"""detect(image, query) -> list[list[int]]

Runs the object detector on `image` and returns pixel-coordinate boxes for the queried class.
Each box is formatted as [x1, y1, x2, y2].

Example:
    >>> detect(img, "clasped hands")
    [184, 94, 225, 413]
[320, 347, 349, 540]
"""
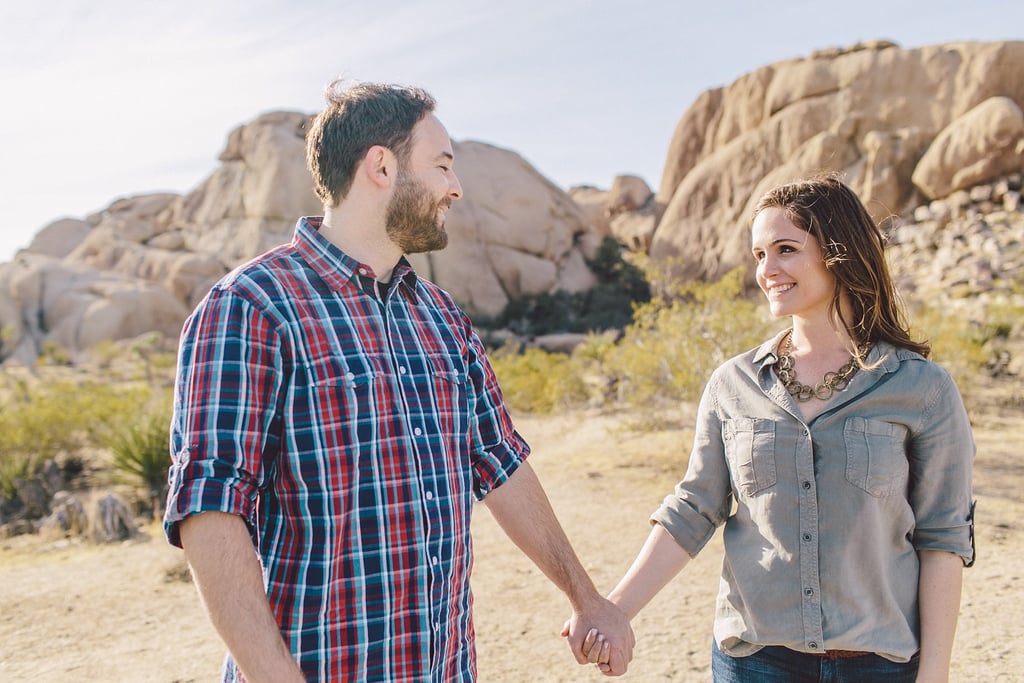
[561, 597, 634, 676]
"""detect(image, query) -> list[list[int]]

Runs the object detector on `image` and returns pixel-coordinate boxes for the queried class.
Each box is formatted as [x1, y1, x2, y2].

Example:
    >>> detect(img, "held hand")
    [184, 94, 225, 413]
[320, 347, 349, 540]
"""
[560, 597, 635, 676]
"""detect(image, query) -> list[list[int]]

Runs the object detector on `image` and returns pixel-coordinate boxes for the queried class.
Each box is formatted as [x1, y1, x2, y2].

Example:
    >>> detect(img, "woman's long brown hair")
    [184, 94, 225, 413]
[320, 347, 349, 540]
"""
[754, 174, 930, 357]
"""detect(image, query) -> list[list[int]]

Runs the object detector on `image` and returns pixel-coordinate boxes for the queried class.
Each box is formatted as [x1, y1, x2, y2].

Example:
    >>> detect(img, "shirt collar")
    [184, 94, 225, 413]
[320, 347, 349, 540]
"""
[753, 327, 905, 375]
[753, 328, 792, 366]
[292, 216, 420, 297]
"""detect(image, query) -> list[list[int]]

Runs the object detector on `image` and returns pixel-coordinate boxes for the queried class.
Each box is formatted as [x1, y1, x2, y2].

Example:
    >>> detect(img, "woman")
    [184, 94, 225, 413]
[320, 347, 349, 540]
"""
[583, 176, 975, 681]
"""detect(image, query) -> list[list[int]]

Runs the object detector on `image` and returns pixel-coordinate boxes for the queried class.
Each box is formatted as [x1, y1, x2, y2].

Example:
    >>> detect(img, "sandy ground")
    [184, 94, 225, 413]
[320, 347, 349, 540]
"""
[1, 405, 1021, 682]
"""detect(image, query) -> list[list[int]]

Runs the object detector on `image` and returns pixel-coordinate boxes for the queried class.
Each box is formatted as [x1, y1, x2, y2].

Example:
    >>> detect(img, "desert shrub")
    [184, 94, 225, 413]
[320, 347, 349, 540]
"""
[599, 267, 775, 414]
[489, 344, 589, 414]
[478, 238, 650, 337]
[909, 295, 1024, 406]
[488, 268, 776, 422]
[0, 379, 152, 508]
[101, 398, 173, 519]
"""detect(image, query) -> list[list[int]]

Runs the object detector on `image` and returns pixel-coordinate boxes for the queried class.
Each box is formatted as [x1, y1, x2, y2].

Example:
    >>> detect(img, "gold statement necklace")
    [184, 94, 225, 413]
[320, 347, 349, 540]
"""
[775, 330, 867, 402]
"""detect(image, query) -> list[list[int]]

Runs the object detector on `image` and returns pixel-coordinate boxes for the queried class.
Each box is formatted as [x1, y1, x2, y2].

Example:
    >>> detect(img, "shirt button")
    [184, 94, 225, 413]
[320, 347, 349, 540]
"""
[804, 428, 810, 436]
[358, 268, 368, 276]
[802, 533, 812, 542]
[414, 427, 422, 436]
[345, 372, 355, 382]
[804, 587, 814, 597]
[432, 556, 439, 566]
[808, 641, 819, 650]
[425, 491, 434, 500]
[802, 481, 812, 490]
[399, 366, 407, 375]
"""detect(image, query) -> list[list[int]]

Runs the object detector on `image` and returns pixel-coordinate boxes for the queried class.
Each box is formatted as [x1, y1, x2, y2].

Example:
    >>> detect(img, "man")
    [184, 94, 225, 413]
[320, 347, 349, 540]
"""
[164, 80, 633, 682]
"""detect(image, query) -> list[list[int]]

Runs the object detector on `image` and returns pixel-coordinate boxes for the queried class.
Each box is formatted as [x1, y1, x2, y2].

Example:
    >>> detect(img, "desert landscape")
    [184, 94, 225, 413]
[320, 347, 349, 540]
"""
[1, 38, 1023, 683]
[1, 392, 1021, 682]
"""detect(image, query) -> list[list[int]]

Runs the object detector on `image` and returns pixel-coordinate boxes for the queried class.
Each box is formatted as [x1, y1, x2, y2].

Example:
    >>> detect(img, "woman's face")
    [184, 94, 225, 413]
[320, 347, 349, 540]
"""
[751, 207, 836, 321]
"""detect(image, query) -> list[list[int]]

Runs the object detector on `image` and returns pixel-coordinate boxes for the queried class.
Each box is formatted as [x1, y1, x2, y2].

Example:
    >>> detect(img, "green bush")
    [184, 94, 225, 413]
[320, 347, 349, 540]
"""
[909, 295, 1024, 405]
[489, 267, 777, 422]
[600, 267, 775, 412]
[478, 238, 650, 337]
[0, 379, 153, 509]
[101, 400, 173, 519]
[489, 344, 590, 414]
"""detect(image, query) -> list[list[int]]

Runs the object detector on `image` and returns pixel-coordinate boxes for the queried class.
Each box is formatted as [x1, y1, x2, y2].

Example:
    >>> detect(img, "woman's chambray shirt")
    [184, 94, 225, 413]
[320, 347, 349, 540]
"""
[652, 330, 975, 662]
[164, 217, 528, 682]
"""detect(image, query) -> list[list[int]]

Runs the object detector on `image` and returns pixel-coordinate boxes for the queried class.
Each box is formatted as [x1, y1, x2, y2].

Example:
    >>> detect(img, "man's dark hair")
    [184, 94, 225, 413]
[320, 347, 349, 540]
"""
[306, 80, 436, 206]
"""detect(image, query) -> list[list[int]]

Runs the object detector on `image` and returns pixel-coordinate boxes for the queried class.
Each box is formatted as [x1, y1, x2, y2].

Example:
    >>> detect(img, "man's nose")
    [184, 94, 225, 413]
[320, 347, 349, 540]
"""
[448, 172, 463, 200]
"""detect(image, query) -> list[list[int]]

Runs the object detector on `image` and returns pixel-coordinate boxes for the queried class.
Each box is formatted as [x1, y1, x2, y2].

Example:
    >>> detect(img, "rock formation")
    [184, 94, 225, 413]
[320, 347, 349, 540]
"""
[888, 174, 1023, 301]
[1, 114, 599, 362]
[2, 40, 1023, 365]
[406, 140, 597, 316]
[647, 40, 1024, 284]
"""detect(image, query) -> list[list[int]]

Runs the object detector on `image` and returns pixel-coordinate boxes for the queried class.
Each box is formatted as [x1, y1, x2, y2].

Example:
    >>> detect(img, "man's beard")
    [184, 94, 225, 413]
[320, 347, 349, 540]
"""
[385, 174, 450, 254]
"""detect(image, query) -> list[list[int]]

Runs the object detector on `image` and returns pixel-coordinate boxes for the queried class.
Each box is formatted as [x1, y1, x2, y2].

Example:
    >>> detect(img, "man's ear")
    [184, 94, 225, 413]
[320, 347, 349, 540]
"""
[362, 145, 396, 189]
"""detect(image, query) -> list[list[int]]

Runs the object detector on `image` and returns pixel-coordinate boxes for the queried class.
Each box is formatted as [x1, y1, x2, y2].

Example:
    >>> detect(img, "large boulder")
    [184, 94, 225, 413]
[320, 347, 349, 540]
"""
[64, 192, 227, 309]
[161, 111, 322, 264]
[25, 218, 93, 258]
[0, 253, 189, 363]
[912, 96, 1024, 198]
[1, 110, 604, 361]
[649, 40, 1024, 283]
[406, 140, 596, 316]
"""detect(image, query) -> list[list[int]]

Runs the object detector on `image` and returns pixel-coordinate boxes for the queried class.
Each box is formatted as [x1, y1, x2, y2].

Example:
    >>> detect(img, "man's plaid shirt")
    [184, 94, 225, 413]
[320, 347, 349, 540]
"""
[165, 217, 529, 682]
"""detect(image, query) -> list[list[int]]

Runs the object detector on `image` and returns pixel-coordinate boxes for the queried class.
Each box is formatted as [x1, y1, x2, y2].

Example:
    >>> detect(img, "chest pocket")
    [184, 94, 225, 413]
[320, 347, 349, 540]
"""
[303, 352, 377, 389]
[843, 417, 910, 497]
[722, 418, 777, 496]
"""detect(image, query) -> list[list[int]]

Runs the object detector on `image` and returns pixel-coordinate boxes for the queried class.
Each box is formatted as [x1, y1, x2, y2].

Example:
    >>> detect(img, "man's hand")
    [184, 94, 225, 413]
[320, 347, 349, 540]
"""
[561, 596, 634, 676]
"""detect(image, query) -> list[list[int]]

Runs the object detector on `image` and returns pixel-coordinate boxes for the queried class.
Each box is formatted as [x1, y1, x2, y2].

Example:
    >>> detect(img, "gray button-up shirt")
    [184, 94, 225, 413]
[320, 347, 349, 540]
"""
[652, 331, 975, 662]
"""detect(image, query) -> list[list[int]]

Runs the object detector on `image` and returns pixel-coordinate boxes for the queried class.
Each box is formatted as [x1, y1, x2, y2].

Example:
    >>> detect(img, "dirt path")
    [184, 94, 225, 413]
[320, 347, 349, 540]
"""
[1, 409, 1021, 682]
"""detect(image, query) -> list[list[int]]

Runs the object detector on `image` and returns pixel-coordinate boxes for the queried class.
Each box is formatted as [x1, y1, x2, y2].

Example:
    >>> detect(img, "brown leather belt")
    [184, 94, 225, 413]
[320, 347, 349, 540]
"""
[810, 650, 870, 659]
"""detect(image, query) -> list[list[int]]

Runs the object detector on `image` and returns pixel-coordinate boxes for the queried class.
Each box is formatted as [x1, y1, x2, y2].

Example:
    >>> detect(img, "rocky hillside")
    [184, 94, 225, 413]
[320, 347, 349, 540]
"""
[1, 39, 1022, 365]
[639, 39, 1024, 285]
[0, 115, 599, 364]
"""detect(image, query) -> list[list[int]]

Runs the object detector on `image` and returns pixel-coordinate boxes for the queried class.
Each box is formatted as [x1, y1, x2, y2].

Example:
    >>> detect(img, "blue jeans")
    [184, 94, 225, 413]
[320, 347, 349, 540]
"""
[711, 642, 919, 682]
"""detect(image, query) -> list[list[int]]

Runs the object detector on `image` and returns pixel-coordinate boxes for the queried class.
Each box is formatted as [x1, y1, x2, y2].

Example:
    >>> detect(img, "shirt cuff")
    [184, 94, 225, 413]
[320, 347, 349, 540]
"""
[913, 500, 976, 567]
[164, 477, 255, 548]
[650, 494, 718, 558]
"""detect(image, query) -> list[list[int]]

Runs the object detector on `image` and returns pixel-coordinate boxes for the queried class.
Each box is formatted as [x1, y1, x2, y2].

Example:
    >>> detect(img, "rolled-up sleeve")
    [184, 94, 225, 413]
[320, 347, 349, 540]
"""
[164, 286, 283, 547]
[651, 375, 733, 557]
[465, 326, 529, 500]
[909, 368, 975, 566]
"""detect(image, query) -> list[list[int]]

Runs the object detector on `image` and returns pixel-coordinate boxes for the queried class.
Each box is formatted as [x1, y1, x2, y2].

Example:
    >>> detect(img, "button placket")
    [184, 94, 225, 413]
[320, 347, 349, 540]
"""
[795, 425, 825, 648]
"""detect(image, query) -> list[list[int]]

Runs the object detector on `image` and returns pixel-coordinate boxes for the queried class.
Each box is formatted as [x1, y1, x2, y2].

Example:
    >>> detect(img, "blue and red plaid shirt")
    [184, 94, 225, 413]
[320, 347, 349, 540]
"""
[165, 217, 529, 682]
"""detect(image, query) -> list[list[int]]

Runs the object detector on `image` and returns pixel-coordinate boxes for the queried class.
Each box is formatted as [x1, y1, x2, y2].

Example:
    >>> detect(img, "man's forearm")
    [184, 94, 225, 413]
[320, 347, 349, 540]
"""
[180, 511, 306, 683]
[484, 462, 634, 674]
[483, 462, 598, 604]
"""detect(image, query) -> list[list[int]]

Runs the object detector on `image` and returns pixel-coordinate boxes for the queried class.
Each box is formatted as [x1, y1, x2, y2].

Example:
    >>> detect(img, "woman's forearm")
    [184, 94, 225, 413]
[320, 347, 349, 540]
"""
[916, 549, 964, 683]
[607, 523, 691, 620]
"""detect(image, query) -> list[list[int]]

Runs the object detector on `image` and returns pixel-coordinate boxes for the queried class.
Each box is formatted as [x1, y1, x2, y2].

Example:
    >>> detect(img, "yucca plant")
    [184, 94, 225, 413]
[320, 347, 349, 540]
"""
[104, 406, 172, 520]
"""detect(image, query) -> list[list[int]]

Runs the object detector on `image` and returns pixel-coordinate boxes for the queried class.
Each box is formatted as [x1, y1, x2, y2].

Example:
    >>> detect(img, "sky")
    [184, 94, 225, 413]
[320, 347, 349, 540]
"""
[1, 1, 1022, 263]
